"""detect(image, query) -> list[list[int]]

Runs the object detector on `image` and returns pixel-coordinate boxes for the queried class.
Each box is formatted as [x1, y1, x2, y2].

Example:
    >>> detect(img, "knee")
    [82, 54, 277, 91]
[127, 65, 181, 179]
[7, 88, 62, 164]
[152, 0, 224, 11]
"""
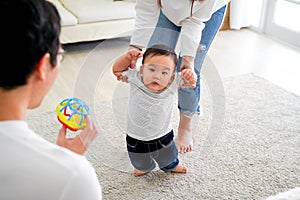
[129, 155, 155, 172]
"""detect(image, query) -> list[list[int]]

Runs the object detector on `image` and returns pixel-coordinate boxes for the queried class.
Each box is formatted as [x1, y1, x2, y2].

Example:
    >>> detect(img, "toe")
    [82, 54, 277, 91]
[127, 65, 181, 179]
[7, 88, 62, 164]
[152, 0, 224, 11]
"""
[180, 146, 186, 154]
[186, 145, 192, 152]
[179, 147, 184, 154]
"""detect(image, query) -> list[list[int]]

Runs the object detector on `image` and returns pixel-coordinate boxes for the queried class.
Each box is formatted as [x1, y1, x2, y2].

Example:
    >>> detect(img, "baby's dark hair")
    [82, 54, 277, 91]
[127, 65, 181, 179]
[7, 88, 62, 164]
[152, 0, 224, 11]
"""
[142, 45, 178, 67]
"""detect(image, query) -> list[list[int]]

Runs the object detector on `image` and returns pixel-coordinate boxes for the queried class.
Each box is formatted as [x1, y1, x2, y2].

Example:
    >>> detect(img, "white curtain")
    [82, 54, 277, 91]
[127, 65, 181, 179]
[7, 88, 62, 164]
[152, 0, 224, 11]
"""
[230, 0, 251, 30]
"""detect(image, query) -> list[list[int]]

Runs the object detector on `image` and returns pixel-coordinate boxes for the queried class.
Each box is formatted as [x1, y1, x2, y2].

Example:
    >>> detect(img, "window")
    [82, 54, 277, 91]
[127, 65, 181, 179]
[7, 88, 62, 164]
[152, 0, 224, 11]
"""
[249, 0, 300, 47]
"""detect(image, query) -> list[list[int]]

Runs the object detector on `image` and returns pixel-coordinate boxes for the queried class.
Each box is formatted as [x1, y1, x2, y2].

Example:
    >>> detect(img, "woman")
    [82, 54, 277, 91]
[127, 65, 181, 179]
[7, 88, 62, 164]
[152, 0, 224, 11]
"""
[128, 0, 230, 154]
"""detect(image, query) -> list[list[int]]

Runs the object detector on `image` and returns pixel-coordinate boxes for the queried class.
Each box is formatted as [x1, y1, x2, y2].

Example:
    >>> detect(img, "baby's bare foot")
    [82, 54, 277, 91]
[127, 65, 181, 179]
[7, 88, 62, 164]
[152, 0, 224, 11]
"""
[133, 168, 148, 177]
[171, 162, 187, 173]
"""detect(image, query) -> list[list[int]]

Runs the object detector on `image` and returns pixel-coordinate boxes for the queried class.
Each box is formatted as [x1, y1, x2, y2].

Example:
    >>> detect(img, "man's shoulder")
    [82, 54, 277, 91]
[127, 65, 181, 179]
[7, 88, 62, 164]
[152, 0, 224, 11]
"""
[0, 122, 101, 199]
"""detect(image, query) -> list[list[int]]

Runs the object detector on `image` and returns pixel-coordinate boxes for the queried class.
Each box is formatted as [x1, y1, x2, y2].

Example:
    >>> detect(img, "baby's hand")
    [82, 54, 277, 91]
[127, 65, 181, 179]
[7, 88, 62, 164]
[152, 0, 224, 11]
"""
[117, 74, 128, 83]
[181, 68, 197, 88]
[127, 49, 143, 69]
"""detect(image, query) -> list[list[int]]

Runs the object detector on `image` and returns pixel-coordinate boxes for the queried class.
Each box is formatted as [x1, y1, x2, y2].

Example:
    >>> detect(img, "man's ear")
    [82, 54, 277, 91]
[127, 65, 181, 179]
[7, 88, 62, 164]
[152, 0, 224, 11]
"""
[35, 53, 50, 81]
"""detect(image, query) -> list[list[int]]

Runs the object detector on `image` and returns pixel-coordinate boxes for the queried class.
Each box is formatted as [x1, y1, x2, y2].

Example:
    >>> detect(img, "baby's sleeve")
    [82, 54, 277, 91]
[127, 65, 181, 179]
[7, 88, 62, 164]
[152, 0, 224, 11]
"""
[121, 68, 137, 83]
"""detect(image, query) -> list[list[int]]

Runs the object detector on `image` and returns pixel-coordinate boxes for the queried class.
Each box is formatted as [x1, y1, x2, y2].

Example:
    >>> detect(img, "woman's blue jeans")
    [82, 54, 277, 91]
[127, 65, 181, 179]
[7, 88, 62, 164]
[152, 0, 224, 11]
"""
[148, 5, 227, 116]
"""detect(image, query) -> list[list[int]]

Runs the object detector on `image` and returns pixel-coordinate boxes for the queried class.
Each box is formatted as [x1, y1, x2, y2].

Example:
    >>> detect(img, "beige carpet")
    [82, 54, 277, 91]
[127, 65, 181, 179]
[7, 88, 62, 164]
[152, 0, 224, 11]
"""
[27, 73, 300, 199]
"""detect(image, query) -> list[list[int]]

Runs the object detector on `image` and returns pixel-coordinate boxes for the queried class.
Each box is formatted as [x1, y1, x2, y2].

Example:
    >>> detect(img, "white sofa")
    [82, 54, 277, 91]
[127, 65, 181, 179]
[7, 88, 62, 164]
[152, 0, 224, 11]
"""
[48, 0, 136, 44]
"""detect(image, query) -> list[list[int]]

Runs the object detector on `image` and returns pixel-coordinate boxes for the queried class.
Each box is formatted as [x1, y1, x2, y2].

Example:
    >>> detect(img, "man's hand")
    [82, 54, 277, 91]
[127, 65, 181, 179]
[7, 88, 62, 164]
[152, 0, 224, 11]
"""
[56, 116, 99, 155]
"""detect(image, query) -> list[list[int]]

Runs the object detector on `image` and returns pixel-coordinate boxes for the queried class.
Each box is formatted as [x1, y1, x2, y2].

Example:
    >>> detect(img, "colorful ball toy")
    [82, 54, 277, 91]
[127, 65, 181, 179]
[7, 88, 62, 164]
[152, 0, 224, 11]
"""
[56, 97, 90, 131]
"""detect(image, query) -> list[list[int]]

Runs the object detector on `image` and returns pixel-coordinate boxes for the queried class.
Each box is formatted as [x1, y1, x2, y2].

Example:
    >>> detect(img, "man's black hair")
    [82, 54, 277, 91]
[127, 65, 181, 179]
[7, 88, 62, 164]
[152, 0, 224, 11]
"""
[0, 0, 61, 90]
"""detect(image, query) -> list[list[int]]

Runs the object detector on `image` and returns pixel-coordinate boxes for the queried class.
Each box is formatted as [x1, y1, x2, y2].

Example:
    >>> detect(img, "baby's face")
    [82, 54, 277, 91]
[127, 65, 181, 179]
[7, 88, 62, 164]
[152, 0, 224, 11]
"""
[140, 55, 175, 91]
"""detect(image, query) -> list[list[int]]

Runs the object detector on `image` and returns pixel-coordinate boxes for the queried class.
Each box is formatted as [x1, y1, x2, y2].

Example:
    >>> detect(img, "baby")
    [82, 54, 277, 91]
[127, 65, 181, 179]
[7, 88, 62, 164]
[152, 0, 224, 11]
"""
[112, 45, 196, 176]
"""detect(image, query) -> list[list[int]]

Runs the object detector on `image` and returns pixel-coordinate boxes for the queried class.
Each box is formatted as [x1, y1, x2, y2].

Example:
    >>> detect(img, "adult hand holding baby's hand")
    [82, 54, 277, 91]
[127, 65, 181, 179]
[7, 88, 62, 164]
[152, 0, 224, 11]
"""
[180, 56, 197, 88]
[180, 56, 194, 71]
[128, 45, 143, 68]
[181, 68, 197, 88]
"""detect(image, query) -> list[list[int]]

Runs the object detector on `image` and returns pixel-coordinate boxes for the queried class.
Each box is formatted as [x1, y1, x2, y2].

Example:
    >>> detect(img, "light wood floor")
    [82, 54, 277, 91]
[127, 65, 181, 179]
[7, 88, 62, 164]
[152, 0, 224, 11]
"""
[28, 28, 300, 115]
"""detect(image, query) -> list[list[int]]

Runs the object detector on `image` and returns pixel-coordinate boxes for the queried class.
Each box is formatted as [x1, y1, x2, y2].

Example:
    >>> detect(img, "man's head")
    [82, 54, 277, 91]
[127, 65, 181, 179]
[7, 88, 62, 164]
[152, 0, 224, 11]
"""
[140, 45, 178, 91]
[0, 0, 61, 90]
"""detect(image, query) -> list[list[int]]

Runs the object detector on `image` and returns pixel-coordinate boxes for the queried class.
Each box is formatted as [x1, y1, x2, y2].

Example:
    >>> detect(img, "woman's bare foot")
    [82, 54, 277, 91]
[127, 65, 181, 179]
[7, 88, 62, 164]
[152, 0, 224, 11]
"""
[171, 162, 187, 173]
[175, 113, 193, 154]
[176, 127, 193, 154]
[133, 168, 148, 177]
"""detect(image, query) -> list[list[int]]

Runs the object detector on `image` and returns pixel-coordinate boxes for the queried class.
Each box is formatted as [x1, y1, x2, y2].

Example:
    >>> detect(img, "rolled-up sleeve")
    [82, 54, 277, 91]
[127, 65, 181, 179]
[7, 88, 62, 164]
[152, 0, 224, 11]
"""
[180, 18, 204, 57]
[130, 0, 160, 48]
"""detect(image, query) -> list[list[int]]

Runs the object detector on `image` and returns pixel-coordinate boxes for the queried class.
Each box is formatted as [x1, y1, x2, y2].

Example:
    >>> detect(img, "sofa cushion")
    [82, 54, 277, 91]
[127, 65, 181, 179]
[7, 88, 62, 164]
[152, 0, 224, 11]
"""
[47, 0, 78, 26]
[59, 0, 135, 24]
